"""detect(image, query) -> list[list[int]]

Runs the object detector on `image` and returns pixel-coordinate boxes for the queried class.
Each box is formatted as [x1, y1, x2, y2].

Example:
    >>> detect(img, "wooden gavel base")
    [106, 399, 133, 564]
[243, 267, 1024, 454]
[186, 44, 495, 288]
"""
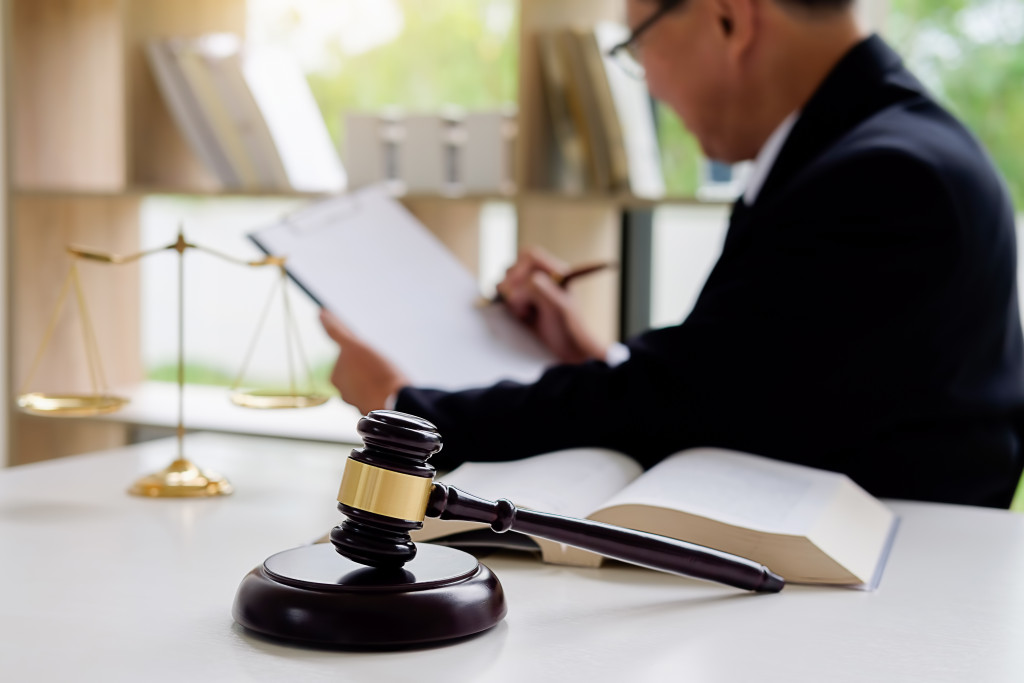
[232, 542, 507, 649]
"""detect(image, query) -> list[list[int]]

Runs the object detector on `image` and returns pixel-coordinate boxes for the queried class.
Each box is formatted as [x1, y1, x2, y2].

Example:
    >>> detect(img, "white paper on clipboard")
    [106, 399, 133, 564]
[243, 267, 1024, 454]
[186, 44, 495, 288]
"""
[248, 184, 556, 391]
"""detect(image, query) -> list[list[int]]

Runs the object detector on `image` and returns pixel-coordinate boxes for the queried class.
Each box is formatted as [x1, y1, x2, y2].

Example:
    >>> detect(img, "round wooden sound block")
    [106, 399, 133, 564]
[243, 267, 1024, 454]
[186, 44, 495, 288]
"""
[232, 542, 507, 648]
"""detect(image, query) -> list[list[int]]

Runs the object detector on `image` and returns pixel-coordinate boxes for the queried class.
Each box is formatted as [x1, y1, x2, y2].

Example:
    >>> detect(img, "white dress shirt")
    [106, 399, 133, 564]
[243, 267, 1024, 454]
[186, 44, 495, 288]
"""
[743, 111, 799, 206]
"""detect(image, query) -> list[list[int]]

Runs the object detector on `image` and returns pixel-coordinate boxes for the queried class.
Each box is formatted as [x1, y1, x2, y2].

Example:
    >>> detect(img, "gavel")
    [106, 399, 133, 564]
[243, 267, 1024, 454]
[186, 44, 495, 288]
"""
[330, 410, 784, 593]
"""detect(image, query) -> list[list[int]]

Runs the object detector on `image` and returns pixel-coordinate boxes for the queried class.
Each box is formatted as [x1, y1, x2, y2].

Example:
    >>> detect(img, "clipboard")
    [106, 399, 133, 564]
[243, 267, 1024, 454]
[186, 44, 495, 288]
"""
[249, 185, 556, 391]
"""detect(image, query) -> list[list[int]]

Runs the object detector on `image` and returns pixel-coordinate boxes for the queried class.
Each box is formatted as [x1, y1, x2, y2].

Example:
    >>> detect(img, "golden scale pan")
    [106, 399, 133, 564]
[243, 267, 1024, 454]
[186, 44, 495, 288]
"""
[17, 229, 328, 497]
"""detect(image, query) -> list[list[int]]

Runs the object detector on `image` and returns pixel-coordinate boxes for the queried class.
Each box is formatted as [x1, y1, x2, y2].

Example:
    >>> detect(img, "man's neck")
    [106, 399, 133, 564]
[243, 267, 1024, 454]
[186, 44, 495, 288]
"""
[735, 9, 866, 160]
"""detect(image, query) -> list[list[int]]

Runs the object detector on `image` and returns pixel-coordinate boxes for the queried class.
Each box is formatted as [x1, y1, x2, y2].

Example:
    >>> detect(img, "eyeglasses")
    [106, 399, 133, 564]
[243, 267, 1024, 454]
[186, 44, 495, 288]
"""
[607, 0, 685, 79]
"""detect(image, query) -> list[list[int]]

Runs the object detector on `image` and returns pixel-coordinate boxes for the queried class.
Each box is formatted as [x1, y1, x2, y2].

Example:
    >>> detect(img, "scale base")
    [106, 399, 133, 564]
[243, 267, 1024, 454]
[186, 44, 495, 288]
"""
[232, 542, 506, 649]
[127, 458, 233, 498]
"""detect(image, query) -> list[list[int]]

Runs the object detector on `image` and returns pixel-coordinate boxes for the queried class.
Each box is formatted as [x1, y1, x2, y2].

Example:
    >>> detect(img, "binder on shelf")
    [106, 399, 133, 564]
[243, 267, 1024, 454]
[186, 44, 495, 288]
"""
[461, 109, 518, 195]
[345, 109, 517, 196]
[396, 112, 465, 195]
[344, 113, 389, 190]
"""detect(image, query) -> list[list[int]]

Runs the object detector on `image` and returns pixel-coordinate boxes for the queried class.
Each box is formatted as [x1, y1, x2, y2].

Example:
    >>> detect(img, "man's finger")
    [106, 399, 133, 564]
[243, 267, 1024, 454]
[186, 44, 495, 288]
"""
[529, 271, 571, 314]
[319, 309, 358, 346]
[524, 246, 569, 280]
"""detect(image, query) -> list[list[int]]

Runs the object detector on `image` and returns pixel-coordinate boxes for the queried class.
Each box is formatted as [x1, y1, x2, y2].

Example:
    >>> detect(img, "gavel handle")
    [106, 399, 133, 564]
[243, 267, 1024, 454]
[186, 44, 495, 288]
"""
[425, 483, 784, 593]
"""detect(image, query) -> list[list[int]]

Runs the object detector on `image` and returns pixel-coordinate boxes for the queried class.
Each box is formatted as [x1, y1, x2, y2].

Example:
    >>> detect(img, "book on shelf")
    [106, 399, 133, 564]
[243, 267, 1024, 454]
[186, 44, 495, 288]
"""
[412, 446, 899, 588]
[146, 34, 346, 193]
[573, 27, 630, 193]
[242, 44, 347, 193]
[588, 21, 666, 199]
[555, 28, 613, 192]
[535, 23, 665, 197]
[193, 34, 292, 190]
[146, 40, 240, 188]
[172, 36, 263, 189]
[535, 32, 588, 193]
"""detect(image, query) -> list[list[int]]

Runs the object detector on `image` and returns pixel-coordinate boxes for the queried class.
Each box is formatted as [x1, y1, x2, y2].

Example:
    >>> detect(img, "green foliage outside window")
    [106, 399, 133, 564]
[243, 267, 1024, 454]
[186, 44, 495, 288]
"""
[656, 104, 702, 197]
[299, 1, 519, 154]
[660, 1, 1024, 204]
[288, 1, 1024, 206]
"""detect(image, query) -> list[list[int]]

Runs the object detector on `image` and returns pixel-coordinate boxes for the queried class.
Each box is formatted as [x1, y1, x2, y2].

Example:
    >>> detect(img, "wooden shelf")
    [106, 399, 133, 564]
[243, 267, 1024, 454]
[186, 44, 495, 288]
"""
[519, 191, 730, 209]
[11, 187, 328, 200]
[10, 186, 726, 208]
[2, 0, 693, 466]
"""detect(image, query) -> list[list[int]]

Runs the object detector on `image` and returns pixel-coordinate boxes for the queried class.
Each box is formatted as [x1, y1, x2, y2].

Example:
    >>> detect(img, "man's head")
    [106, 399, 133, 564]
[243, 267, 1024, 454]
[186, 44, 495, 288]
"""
[624, 0, 864, 163]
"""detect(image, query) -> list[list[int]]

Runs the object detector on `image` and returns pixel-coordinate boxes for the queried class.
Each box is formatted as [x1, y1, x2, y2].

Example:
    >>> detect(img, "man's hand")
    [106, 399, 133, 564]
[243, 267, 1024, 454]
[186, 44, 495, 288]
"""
[496, 247, 607, 364]
[319, 310, 409, 414]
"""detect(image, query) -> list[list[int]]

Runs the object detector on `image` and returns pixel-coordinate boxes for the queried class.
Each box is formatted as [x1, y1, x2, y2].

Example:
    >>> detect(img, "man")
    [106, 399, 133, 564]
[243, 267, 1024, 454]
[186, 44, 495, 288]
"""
[322, 0, 1024, 508]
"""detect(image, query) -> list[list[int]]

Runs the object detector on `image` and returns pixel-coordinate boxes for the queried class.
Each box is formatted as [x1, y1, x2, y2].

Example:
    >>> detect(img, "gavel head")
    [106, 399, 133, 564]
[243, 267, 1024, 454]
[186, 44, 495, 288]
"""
[330, 410, 442, 569]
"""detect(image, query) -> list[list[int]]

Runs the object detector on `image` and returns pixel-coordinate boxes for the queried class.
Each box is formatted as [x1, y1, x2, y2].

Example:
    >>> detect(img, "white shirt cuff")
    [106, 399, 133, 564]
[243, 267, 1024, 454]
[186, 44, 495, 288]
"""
[605, 342, 631, 367]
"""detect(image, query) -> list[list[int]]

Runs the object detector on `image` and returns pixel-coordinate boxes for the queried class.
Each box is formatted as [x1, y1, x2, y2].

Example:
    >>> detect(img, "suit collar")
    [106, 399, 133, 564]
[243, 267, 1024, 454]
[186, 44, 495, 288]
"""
[750, 35, 920, 210]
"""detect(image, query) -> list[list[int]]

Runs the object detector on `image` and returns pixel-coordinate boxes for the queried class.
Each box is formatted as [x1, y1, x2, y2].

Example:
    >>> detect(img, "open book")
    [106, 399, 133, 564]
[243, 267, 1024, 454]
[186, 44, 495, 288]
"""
[413, 447, 899, 588]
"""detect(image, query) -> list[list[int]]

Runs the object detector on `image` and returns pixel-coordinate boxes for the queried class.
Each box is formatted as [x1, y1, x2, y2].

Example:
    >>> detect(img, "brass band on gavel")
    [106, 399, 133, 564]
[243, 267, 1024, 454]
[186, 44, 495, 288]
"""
[337, 459, 434, 522]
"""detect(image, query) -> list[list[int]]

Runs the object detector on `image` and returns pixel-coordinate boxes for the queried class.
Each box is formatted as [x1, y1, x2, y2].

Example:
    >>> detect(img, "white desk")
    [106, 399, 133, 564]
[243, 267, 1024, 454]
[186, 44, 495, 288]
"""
[1, 434, 1023, 682]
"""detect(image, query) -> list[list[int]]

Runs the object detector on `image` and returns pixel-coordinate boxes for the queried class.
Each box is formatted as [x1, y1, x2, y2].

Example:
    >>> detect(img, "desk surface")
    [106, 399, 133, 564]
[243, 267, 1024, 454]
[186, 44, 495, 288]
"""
[1, 434, 1023, 683]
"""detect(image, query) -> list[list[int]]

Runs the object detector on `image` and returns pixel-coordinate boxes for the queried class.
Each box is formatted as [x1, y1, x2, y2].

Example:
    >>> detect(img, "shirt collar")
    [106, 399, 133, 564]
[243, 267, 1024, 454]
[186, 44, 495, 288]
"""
[742, 111, 800, 206]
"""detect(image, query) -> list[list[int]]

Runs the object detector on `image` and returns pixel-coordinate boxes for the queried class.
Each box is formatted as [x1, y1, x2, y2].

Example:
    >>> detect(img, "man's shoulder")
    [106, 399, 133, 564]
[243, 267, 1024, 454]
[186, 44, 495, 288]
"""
[813, 95, 1010, 216]
[778, 97, 1013, 234]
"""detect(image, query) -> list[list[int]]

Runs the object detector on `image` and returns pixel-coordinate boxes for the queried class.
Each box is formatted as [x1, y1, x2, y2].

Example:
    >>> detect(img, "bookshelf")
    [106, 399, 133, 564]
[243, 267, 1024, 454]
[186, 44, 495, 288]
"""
[1, 0, 636, 467]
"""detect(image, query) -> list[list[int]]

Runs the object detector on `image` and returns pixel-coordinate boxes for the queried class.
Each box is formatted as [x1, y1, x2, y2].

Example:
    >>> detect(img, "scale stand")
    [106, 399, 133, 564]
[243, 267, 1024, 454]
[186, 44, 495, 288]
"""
[17, 227, 329, 497]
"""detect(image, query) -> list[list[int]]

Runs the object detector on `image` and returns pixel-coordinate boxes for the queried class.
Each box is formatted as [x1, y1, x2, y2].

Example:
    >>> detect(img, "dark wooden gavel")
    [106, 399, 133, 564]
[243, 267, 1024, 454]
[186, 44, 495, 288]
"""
[330, 410, 784, 593]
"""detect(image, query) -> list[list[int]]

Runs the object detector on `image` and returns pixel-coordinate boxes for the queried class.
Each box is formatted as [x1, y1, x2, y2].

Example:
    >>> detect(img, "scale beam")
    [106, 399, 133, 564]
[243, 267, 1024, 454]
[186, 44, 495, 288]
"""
[19, 226, 329, 497]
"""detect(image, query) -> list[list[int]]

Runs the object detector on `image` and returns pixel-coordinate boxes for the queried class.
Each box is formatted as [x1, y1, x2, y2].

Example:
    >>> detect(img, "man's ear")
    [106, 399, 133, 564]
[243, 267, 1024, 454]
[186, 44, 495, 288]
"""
[713, 0, 758, 61]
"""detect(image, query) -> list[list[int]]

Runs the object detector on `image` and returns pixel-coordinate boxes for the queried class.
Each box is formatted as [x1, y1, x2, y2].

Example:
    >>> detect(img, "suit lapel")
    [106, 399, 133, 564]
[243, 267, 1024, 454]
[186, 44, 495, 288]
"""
[722, 198, 754, 253]
[753, 36, 922, 212]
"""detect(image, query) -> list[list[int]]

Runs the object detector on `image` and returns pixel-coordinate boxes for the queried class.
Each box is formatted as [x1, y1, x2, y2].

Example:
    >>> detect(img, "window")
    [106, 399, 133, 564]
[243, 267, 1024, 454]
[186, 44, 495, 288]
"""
[139, 0, 520, 395]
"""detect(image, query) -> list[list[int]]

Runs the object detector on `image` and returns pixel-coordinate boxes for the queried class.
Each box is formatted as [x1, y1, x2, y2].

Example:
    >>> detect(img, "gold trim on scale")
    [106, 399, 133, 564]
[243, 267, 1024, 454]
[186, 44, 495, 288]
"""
[18, 226, 326, 498]
[17, 393, 128, 417]
[127, 458, 234, 498]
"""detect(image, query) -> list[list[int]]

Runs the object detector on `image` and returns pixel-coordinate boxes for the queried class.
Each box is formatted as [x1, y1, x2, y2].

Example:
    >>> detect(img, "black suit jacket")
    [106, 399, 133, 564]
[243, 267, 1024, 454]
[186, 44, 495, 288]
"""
[397, 36, 1024, 508]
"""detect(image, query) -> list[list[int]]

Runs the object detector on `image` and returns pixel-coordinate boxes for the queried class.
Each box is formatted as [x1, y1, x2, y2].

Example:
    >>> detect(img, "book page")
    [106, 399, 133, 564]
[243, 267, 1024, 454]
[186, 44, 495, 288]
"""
[438, 448, 643, 520]
[249, 185, 556, 390]
[599, 449, 845, 535]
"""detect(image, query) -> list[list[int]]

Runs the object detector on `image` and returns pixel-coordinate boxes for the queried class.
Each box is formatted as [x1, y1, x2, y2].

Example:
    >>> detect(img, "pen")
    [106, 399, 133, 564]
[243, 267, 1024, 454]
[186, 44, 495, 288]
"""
[481, 261, 616, 306]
